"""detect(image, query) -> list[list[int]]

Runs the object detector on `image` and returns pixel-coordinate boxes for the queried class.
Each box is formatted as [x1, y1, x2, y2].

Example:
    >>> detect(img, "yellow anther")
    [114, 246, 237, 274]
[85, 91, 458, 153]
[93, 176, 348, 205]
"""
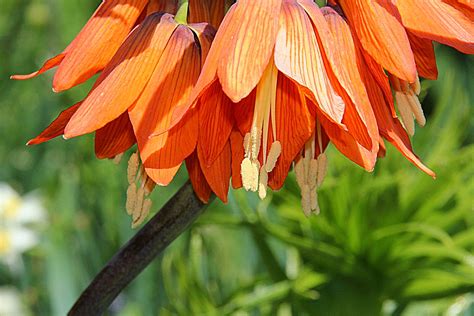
[241, 158, 260, 192]
[126, 184, 137, 216]
[308, 159, 319, 189]
[395, 92, 415, 136]
[258, 167, 268, 200]
[127, 153, 139, 184]
[310, 190, 320, 215]
[301, 184, 312, 217]
[407, 93, 426, 126]
[265, 141, 282, 173]
[316, 153, 328, 187]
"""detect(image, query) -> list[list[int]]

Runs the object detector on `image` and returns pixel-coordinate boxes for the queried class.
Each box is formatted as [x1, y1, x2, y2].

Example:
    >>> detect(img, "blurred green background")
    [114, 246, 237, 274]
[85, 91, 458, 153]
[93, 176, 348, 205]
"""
[1, 1, 473, 315]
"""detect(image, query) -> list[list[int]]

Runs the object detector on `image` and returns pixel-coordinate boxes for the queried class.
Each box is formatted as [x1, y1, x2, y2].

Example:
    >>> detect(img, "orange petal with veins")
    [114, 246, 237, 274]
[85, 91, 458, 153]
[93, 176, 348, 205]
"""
[230, 129, 244, 189]
[217, 0, 282, 102]
[198, 81, 234, 167]
[129, 25, 201, 172]
[407, 32, 438, 80]
[396, 0, 474, 54]
[65, 13, 178, 138]
[276, 0, 345, 124]
[198, 141, 231, 203]
[362, 57, 436, 178]
[338, 0, 417, 82]
[53, 0, 149, 91]
[95, 112, 136, 159]
[11, 53, 66, 80]
[186, 151, 212, 203]
[320, 7, 378, 153]
[27, 102, 81, 145]
[268, 74, 315, 190]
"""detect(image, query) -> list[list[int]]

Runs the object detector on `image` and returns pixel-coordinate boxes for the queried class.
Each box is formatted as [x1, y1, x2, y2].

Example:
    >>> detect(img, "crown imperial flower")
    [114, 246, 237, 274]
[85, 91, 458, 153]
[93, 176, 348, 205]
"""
[13, 0, 474, 220]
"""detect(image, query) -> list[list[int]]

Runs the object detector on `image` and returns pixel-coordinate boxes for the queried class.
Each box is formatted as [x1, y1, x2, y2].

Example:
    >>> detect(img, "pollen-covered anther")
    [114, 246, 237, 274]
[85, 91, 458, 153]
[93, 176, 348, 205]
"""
[316, 153, 328, 187]
[301, 184, 312, 217]
[127, 152, 139, 184]
[112, 153, 124, 165]
[265, 141, 282, 173]
[241, 158, 260, 192]
[258, 167, 268, 200]
[310, 189, 320, 215]
[295, 128, 328, 217]
[391, 74, 426, 136]
[125, 152, 154, 228]
[126, 184, 136, 216]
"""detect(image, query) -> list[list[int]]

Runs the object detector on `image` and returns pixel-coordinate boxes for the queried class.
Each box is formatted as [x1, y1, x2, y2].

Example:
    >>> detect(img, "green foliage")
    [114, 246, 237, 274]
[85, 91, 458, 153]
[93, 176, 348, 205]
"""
[0, 1, 473, 316]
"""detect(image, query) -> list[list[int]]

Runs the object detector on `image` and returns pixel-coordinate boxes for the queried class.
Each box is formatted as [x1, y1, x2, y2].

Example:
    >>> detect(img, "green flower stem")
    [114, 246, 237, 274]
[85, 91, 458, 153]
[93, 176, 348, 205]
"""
[68, 181, 212, 316]
[175, 0, 189, 25]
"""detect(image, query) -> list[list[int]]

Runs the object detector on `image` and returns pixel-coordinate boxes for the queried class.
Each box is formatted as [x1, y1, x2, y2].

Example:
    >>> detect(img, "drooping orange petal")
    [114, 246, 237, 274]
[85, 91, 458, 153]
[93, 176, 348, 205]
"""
[362, 58, 436, 178]
[316, 104, 377, 172]
[129, 25, 201, 172]
[268, 74, 315, 190]
[188, 23, 216, 67]
[53, 0, 149, 91]
[168, 4, 239, 129]
[95, 112, 136, 159]
[459, 0, 474, 8]
[232, 90, 256, 135]
[396, 0, 474, 54]
[26, 102, 82, 146]
[143, 109, 198, 170]
[217, 0, 282, 102]
[362, 49, 397, 118]
[457, 0, 474, 9]
[320, 7, 379, 153]
[338, 0, 417, 82]
[146, 0, 178, 15]
[27, 102, 81, 145]
[198, 81, 234, 167]
[407, 32, 438, 80]
[198, 141, 231, 203]
[65, 13, 178, 138]
[275, 0, 345, 124]
[145, 165, 181, 186]
[11, 53, 66, 80]
[230, 129, 244, 189]
[186, 151, 212, 203]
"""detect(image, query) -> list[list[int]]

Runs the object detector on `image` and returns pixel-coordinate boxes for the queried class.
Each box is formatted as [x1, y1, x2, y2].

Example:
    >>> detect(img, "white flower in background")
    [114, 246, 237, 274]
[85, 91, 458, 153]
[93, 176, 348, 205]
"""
[0, 287, 27, 316]
[0, 183, 46, 267]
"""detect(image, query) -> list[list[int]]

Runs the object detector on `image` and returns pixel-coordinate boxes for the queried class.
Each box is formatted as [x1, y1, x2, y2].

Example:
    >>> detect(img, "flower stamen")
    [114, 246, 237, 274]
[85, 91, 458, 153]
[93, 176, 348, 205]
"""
[391, 74, 426, 136]
[295, 120, 328, 216]
[241, 58, 281, 199]
[125, 152, 154, 228]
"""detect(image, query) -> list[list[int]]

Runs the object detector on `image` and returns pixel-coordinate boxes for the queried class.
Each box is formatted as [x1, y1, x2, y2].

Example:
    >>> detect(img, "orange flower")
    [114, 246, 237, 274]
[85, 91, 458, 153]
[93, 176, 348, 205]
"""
[319, 7, 435, 179]
[166, 0, 385, 214]
[16, 0, 473, 218]
[11, 0, 224, 92]
[329, 0, 473, 136]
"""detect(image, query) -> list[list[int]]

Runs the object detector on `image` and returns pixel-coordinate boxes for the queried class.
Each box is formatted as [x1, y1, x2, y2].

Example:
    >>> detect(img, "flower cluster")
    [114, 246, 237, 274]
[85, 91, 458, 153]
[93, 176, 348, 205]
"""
[13, 0, 473, 222]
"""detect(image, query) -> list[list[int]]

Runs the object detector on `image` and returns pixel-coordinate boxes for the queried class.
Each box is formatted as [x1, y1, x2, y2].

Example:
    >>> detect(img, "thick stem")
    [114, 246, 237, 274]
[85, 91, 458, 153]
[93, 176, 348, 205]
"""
[68, 181, 211, 316]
